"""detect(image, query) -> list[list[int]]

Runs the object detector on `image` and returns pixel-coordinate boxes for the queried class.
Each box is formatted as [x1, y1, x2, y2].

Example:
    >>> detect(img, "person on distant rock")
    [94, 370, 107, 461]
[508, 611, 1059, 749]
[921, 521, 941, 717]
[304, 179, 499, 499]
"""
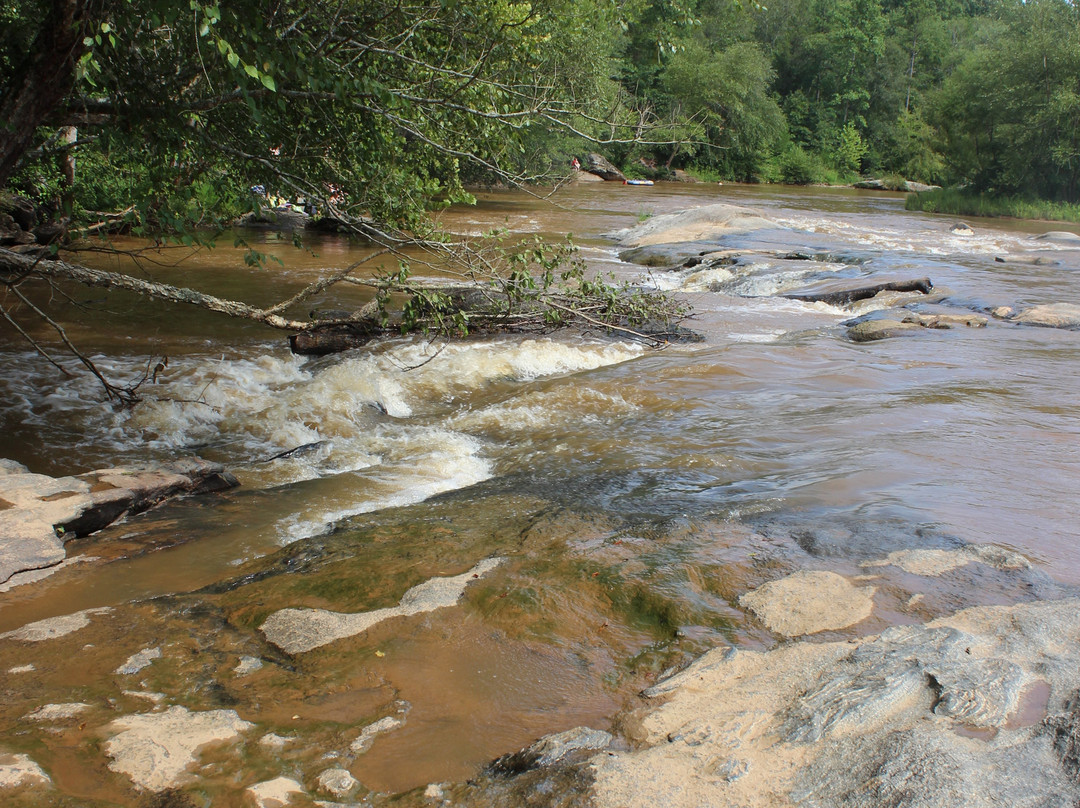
[570, 156, 581, 170]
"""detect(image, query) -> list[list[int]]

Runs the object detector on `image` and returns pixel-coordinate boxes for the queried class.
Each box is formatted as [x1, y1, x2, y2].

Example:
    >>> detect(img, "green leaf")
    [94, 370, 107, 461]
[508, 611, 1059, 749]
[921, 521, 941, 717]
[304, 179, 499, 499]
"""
[260, 73, 276, 92]
[227, 51, 239, 68]
[244, 63, 259, 78]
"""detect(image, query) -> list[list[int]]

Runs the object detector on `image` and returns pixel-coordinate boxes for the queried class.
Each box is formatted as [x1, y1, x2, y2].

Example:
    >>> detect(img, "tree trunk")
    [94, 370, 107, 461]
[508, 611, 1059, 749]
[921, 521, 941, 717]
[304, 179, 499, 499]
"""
[0, 0, 94, 187]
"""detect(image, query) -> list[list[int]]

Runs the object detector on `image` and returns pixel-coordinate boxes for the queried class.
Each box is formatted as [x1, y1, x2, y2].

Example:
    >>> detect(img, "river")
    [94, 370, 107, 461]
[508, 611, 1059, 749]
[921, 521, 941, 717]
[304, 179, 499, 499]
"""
[0, 182, 1078, 805]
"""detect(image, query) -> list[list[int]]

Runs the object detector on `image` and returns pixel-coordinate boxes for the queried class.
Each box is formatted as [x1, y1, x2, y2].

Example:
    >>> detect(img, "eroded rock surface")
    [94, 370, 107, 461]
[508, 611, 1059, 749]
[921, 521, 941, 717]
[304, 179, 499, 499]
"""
[993, 303, 1080, 330]
[0, 752, 51, 789]
[261, 557, 504, 653]
[590, 597, 1080, 808]
[609, 203, 778, 248]
[0, 457, 239, 585]
[104, 705, 254, 791]
[0, 607, 111, 642]
[245, 776, 306, 807]
[739, 570, 875, 636]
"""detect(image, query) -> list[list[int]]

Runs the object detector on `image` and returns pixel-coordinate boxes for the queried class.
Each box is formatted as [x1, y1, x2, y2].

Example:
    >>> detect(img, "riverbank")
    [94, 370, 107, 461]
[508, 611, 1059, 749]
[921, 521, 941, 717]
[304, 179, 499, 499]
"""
[906, 188, 1080, 224]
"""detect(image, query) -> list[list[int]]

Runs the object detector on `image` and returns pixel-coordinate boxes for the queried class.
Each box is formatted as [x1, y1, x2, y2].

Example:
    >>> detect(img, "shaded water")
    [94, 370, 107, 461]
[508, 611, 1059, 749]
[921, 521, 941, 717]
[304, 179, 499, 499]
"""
[1, 182, 1079, 805]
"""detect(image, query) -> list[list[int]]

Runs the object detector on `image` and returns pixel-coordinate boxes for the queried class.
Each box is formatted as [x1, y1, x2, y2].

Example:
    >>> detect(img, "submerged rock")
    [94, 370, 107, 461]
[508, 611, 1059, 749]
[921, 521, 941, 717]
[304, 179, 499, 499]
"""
[865, 544, 1031, 577]
[590, 597, 1080, 808]
[350, 715, 405, 753]
[104, 705, 254, 791]
[609, 203, 778, 249]
[261, 557, 504, 653]
[738, 570, 875, 636]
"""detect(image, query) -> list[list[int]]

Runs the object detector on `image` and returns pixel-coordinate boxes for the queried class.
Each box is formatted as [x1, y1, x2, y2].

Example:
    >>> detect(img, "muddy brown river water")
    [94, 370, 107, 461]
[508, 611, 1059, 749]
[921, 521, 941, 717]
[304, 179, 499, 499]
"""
[1, 182, 1079, 806]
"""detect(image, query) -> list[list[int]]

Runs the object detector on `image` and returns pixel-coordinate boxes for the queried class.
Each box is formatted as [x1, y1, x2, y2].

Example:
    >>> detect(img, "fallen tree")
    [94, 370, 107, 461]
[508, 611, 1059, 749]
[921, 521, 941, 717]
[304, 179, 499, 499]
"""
[0, 0, 693, 403]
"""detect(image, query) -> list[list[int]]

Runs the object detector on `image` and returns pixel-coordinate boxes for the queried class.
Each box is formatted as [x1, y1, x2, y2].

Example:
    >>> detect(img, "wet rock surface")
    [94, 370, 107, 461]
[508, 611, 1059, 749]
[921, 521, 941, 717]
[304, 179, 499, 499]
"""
[0, 457, 238, 585]
[739, 570, 875, 636]
[609, 203, 779, 248]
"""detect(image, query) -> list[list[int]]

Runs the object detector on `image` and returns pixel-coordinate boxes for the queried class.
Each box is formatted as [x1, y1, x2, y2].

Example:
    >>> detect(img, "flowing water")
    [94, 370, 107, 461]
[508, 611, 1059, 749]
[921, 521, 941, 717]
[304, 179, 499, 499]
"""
[1, 182, 1079, 806]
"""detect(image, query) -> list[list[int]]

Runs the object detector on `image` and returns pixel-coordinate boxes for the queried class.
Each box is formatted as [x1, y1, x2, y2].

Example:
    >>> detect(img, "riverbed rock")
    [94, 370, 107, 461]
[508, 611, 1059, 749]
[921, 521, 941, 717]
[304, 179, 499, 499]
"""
[261, 557, 504, 654]
[0, 607, 111, 642]
[0, 471, 91, 584]
[739, 570, 875, 636]
[865, 543, 1031, 577]
[245, 776, 306, 807]
[782, 276, 933, 306]
[585, 153, 626, 182]
[994, 303, 1080, 329]
[104, 705, 254, 791]
[0, 752, 51, 789]
[950, 222, 974, 235]
[116, 646, 162, 675]
[845, 310, 988, 341]
[351, 714, 405, 753]
[993, 254, 1061, 266]
[489, 726, 614, 775]
[317, 767, 360, 798]
[589, 597, 1080, 808]
[24, 703, 91, 723]
[1032, 231, 1080, 244]
[610, 203, 778, 248]
[0, 458, 238, 585]
[846, 318, 925, 341]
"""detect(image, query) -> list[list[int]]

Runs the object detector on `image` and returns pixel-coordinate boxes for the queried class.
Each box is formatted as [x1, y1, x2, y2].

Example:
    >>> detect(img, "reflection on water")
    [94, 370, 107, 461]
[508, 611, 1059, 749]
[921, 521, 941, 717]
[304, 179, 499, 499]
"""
[1, 182, 1079, 803]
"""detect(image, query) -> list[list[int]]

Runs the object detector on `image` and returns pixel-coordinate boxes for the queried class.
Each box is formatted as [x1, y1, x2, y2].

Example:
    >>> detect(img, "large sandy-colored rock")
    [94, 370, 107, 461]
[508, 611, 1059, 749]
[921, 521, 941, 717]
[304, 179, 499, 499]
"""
[0, 752, 51, 789]
[262, 557, 504, 653]
[0, 458, 238, 585]
[0, 607, 111, 642]
[609, 203, 778, 248]
[865, 543, 1030, 577]
[739, 570, 875, 636]
[245, 776, 305, 807]
[104, 705, 253, 791]
[0, 472, 91, 583]
[591, 597, 1080, 808]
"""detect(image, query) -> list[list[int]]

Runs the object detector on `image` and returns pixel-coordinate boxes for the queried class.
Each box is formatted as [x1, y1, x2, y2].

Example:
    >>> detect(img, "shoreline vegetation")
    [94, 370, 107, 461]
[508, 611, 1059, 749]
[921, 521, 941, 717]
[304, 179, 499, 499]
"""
[904, 187, 1080, 225]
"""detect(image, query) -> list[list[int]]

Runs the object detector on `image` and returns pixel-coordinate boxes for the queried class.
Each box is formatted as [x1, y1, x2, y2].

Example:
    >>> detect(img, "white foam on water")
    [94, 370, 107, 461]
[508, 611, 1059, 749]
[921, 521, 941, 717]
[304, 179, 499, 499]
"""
[275, 428, 493, 543]
[449, 387, 639, 437]
[649, 266, 737, 292]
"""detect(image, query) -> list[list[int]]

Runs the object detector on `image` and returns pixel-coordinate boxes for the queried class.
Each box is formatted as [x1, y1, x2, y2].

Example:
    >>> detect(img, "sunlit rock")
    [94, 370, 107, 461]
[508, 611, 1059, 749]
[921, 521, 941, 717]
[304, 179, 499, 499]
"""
[316, 767, 359, 798]
[0, 607, 111, 642]
[245, 776, 306, 807]
[104, 705, 253, 791]
[864, 544, 1031, 577]
[0, 752, 50, 789]
[261, 557, 504, 653]
[591, 597, 1080, 808]
[739, 570, 875, 636]
[609, 203, 778, 248]
[116, 646, 162, 675]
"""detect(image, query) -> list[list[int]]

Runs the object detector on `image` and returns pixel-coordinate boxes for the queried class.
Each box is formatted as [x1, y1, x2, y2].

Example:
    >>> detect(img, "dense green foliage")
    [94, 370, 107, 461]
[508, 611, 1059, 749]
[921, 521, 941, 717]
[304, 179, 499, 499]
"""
[3, 0, 1080, 225]
[905, 188, 1080, 223]
[619, 0, 1080, 201]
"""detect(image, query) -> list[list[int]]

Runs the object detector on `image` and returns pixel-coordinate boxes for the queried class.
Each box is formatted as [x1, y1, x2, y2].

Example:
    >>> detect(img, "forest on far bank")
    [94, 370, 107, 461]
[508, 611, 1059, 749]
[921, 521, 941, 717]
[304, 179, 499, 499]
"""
[1, 0, 1078, 240]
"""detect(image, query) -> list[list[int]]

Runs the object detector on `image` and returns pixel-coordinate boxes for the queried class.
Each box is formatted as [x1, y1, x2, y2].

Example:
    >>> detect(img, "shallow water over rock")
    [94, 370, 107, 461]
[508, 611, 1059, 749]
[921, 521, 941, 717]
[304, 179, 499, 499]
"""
[1, 182, 1079, 805]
